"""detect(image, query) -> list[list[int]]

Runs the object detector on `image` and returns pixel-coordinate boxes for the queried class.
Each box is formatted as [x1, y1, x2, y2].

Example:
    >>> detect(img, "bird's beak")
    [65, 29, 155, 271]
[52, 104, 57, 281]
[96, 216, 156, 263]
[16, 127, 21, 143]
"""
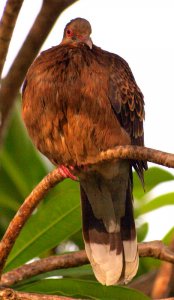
[84, 37, 93, 49]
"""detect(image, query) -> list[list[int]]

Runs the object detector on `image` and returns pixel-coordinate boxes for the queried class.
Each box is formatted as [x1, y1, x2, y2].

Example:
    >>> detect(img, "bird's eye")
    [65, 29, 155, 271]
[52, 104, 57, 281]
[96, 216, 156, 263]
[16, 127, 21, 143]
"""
[66, 29, 72, 36]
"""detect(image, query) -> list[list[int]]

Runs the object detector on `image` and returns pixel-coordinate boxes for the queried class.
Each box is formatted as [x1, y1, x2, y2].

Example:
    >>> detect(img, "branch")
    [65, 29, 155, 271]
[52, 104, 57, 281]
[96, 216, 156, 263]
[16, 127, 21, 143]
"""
[138, 241, 174, 263]
[128, 270, 157, 296]
[152, 262, 174, 298]
[1, 250, 88, 286]
[0, 0, 78, 141]
[0, 168, 65, 275]
[0, 288, 77, 300]
[0, 146, 174, 277]
[86, 145, 174, 169]
[0, 0, 24, 78]
[158, 298, 174, 300]
[151, 239, 174, 299]
[1, 241, 174, 287]
[157, 299, 174, 300]
[155, 299, 174, 300]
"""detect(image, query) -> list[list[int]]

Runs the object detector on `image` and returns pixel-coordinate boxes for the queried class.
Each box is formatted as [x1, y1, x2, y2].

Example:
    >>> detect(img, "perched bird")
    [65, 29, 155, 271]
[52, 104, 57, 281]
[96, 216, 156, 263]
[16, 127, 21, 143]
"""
[22, 18, 147, 286]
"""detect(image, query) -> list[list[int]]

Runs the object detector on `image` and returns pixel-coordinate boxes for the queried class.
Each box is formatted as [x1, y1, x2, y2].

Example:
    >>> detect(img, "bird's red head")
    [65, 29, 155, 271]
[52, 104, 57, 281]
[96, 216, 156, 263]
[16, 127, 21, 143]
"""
[62, 18, 93, 49]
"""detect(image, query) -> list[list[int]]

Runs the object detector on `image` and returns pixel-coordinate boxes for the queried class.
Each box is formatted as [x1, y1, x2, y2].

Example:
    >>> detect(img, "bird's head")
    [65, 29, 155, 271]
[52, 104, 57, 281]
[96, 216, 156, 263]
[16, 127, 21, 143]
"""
[61, 18, 92, 49]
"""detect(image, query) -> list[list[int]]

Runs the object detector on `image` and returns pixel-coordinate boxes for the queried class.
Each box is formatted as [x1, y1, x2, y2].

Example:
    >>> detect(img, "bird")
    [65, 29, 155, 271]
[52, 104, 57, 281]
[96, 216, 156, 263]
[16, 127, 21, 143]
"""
[22, 17, 147, 286]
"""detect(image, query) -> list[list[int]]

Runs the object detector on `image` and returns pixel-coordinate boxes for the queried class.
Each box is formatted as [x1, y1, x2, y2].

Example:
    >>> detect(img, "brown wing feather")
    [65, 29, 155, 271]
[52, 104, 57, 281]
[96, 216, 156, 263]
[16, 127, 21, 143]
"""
[93, 46, 147, 182]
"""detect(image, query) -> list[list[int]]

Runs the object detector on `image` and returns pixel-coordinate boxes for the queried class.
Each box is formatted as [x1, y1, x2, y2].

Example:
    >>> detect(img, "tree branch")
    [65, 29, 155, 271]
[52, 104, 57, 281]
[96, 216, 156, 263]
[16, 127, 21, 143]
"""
[138, 241, 174, 263]
[85, 145, 174, 169]
[128, 270, 157, 296]
[0, 288, 78, 300]
[1, 250, 88, 286]
[0, 0, 24, 78]
[1, 241, 174, 287]
[151, 239, 174, 299]
[0, 0, 78, 142]
[158, 298, 174, 300]
[156, 299, 174, 300]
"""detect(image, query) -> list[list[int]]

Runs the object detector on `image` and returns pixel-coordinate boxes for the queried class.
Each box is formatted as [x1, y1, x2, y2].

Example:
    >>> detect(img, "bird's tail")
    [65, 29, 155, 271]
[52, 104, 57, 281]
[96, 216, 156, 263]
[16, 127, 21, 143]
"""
[80, 169, 138, 286]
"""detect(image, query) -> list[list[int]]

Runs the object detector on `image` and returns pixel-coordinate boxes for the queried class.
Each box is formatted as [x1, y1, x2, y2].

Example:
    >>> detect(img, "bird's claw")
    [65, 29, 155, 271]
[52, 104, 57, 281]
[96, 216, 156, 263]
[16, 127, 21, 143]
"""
[58, 165, 78, 181]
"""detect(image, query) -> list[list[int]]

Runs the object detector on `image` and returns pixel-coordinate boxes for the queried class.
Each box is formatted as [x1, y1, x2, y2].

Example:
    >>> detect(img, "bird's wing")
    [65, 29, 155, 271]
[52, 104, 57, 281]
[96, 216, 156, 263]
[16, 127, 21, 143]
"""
[107, 52, 147, 183]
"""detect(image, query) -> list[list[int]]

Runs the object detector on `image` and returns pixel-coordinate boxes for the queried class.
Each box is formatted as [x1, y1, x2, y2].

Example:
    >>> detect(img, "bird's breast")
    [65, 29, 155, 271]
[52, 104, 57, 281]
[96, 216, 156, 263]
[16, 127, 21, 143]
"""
[22, 46, 130, 167]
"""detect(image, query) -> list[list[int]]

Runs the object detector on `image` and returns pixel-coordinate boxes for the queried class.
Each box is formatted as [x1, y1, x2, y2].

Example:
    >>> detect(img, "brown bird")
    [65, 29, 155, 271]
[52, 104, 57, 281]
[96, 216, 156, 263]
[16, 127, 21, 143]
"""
[22, 18, 147, 286]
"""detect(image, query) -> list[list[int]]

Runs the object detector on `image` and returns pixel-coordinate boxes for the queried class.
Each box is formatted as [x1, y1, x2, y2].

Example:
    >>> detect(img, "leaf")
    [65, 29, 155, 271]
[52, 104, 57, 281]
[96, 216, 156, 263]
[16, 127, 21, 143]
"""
[0, 162, 23, 209]
[45, 265, 93, 279]
[163, 227, 174, 245]
[137, 223, 148, 242]
[133, 167, 174, 199]
[0, 102, 48, 199]
[70, 229, 84, 249]
[0, 101, 49, 235]
[137, 257, 160, 277]
[136, 192, 174, 216]
[16, 278, 150, 300]
[0, 151, 29, 197]
[0, 100, 50, 238]
[0, 192, 19, 211]
[14, 265, 94, 287]
[5, 180, 81, 272]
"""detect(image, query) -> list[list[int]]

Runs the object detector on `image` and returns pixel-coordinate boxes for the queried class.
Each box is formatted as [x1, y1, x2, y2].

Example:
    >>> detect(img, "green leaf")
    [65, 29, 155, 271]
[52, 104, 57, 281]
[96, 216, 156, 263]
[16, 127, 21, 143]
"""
[16, 278, 150, 300]
[0, 162, 24, 208]
[0, 102, 48, 198]
[133, 167, 174, 199]
[163, 227, 174, 245]
[14, 265, 94, 287]
[136, 192, 174, 216]
[45, 264, 93, 279]
[0, 192, 19, 211]
[137, 223, 148, 242]
[0, 101, 49, 237]
[70, 229, 84, 249]
[137, 257, 160, 278]
[0, 151, 29, 197]
[5, 180, 81, 272]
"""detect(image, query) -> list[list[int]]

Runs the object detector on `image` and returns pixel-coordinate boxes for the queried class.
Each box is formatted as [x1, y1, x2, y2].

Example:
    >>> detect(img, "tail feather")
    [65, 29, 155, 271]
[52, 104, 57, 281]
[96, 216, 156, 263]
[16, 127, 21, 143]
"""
[120, 184, 139, 283]
[80, 168, 138, 286]
[80, 185, 123, 285]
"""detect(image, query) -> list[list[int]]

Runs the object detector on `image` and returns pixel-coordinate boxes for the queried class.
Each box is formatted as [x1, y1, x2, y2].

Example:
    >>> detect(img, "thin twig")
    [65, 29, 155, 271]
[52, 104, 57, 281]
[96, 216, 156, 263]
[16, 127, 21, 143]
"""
[0, 0, 24, 78]
[0, 168, 64, 275]
[0, 0, 78, 142]
[0, 288, 77, 300]
[1, 241, 174, 287]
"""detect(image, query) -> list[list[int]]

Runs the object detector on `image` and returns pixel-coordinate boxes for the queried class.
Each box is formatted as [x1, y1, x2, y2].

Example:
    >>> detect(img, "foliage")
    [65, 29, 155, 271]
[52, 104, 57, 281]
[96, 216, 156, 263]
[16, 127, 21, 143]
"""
[0, 102, 174, 299]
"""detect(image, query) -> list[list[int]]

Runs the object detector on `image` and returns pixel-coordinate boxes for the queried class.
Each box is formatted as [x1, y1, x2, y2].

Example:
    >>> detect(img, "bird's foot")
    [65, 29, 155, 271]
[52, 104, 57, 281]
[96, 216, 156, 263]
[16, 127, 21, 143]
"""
[58, 165, 78, 181]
